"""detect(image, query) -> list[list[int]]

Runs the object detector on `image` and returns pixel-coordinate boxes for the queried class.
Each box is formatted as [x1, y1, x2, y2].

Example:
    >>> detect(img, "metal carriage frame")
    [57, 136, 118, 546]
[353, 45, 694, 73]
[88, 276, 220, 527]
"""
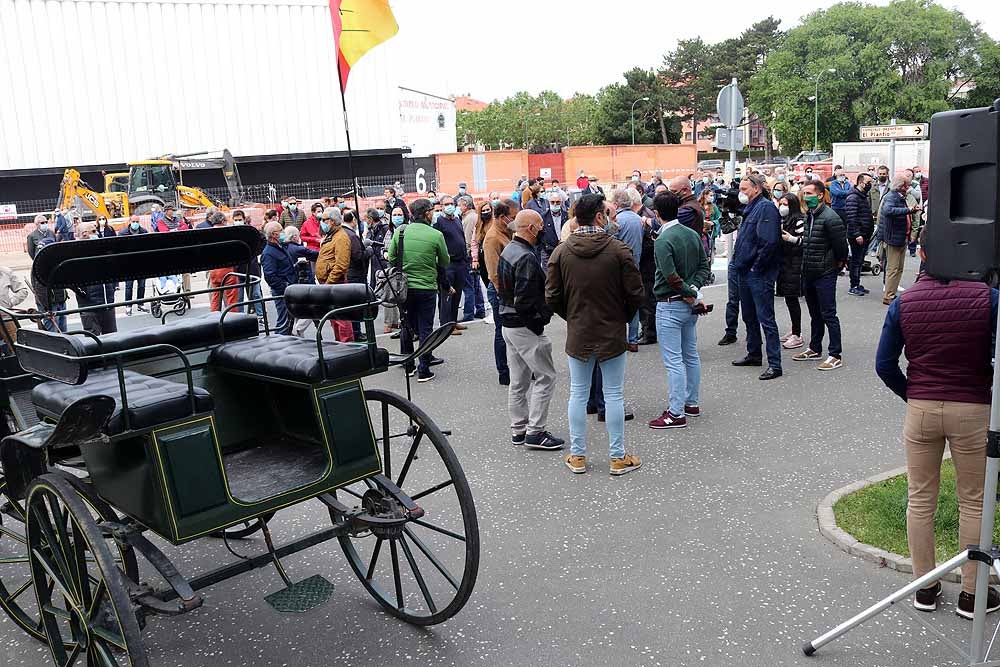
[0, 227, 479, 666]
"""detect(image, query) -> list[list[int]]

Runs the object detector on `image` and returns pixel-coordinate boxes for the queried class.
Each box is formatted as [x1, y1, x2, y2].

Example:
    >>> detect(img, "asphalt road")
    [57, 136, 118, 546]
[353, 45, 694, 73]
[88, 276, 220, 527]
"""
[2, 259, 994, 667]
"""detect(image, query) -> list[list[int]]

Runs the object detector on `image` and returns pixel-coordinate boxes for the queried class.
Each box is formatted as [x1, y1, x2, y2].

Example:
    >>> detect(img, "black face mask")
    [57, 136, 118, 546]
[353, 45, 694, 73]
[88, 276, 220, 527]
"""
[481, 211, 492, 221]
[878, 176, 887, 183]
[862, 182, 872, 193]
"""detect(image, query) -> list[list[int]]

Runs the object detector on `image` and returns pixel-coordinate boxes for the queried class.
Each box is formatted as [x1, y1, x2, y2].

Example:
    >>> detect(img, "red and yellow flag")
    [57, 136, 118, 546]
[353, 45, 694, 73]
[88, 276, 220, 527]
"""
[329, 0, 398, 93]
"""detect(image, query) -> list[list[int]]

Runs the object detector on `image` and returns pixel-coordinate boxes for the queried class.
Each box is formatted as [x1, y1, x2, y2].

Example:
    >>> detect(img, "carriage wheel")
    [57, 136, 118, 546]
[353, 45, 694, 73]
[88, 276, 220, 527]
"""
[0, 473, 137, 644]
[24, 473, 147, 665]
[336, 389, 479, 626]
[149, 302, 162, 320]
[209, 512, 275, 540]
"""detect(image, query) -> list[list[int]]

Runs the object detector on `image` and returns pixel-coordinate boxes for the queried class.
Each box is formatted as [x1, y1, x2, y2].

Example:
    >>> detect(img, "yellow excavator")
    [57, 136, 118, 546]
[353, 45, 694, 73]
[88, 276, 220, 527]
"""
[59, 149, 244, 218]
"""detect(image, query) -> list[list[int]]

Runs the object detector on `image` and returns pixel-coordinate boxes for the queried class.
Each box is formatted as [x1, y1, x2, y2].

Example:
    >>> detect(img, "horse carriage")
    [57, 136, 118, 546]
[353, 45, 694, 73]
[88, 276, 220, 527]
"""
[0, 227, 479, 665]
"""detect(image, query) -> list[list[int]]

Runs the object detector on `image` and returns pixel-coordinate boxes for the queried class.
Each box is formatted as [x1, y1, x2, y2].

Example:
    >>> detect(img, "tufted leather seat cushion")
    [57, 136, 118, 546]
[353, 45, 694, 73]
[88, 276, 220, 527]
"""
[32, 370, 213, 434]
[208, 335, 389, 384]
[77, 312, 259, 358]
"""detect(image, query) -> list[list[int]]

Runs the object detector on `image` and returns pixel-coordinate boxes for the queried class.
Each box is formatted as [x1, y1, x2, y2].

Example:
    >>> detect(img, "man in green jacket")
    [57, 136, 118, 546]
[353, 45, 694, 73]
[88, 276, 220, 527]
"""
[647, 192, 712, 430]
[388, 198, 451, 382]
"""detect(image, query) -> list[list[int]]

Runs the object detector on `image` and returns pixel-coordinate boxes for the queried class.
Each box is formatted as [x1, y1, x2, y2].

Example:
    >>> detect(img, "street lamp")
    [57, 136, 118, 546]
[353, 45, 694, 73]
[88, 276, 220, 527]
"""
[813, 68, 836, 153]
[631, 97, 650, 145]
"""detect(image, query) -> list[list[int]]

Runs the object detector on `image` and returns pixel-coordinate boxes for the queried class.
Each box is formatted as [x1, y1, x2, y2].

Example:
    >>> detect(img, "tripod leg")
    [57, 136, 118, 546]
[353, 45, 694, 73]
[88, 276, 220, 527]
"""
[804, 551, 972, 656]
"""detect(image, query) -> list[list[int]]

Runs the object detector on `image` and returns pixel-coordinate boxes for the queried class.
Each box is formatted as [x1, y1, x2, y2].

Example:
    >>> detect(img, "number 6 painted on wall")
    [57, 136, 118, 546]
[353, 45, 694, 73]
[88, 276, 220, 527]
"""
[415, 168, 427, 194]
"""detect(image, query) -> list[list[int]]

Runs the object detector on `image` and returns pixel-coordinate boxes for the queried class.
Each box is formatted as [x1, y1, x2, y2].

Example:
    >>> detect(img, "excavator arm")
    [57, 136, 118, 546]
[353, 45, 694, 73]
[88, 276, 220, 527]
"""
[165, 148, 244, 206]
[58, 169, 120, 218]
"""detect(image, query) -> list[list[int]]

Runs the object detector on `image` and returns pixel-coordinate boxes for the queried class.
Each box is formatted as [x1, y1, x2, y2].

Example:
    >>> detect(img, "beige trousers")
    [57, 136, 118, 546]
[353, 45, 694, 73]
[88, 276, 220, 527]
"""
[904, 399, 989, 593]
[883, 245, 906, 302]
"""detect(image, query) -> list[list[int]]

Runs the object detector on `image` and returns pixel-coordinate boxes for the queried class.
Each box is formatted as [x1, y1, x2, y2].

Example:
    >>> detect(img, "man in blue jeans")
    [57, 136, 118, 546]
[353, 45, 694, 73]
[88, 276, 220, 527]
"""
[790, 180, 848, 371]
[647, 192, 712, 429]
[730, 173, 783, 380]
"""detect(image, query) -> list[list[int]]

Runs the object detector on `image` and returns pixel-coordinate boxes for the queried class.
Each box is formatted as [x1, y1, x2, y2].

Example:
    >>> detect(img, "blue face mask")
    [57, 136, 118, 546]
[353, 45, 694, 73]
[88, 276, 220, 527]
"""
[432, 211, 442, 223]
[338, 202, 346, 209]
[491, 199, 500, 206]
[391, 215, 404, 225]
[39, 223, 49, 232]
[129, 222, 140, 231]
[320, 222, 331, 234]
[278, 233, 287, 243]
[550, 204, 561, 213]
[444, 204, 456, 217]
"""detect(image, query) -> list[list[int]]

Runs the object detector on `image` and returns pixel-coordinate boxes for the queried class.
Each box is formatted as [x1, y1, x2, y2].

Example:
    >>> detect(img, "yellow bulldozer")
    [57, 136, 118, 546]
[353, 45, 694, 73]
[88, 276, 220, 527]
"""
[59, 149, 244, 218]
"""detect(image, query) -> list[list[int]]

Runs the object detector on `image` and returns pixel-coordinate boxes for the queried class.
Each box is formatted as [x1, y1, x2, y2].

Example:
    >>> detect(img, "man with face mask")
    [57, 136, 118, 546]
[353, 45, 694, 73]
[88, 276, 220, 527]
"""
[26, 214, 55, 258]
[457, 196, 486, 322]
[730, 173, 783, 380]
[72, 221, 118, 336]
[384, 187, 410, 223]
[523, 181, 548, 217]
[870, 164, 891, 226]
[844, 173, 875, 297]
[280, 197, 307, 229]
[879, 175, 921, 305]
[668, 176, 704, 235]
[495, 209, 563, 451]
[786, 180, 848, 371]
[903, 168, 924, 257]
[829, 167, 851, 215]
[539, 192, 565, 268]
[117, 215, 148, 315]
[433, 195, 468, 333]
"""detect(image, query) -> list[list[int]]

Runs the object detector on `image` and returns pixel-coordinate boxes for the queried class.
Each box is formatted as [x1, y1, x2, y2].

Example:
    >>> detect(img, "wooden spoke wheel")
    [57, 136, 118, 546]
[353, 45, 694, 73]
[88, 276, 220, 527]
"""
[0, 473, 137, 645]
[25, 473, 147, 666]
[336, 389, 479, 626]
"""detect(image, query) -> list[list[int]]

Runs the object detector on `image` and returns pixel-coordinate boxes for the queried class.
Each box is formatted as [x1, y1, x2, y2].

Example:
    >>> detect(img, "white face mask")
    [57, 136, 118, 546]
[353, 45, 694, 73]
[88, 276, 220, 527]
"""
[738, 192, 750, 205]
[779, 204, 790, 217]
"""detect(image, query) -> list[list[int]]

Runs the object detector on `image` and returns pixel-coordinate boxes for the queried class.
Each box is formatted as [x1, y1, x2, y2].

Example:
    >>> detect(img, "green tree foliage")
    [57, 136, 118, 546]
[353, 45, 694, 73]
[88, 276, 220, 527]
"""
[748, 0, 991, 151]
[659, 38, 720, 144]
[594, 68, 679, 145]
[456, 91, 600, 151]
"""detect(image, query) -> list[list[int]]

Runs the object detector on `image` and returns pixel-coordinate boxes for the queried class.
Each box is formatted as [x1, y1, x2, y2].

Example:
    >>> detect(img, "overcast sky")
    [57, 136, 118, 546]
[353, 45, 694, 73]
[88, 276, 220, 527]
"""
[388, 0, 1000, 102]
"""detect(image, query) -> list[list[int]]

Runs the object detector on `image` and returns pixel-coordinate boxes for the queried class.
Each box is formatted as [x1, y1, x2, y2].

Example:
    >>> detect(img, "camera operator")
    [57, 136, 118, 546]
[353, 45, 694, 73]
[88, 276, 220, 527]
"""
[716, 187, 743, 346]
[875, 228, 1000, 618]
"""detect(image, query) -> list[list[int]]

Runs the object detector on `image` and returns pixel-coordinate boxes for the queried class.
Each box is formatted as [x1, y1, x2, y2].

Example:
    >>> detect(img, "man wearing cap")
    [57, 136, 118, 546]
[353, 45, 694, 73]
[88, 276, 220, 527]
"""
[280, 197, 307, 229]
[583, 176, 604, 197]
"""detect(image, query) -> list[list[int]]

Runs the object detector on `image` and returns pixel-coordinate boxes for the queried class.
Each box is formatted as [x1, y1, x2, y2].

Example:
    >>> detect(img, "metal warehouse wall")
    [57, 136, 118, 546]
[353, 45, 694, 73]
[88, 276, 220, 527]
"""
[0, 0, 400, 172]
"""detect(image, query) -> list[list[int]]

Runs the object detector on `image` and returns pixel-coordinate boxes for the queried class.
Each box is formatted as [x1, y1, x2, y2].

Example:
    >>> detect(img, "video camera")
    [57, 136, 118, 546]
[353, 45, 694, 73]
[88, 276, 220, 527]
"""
[716, 187, 743, 235]
[923, 98, 1000, 281]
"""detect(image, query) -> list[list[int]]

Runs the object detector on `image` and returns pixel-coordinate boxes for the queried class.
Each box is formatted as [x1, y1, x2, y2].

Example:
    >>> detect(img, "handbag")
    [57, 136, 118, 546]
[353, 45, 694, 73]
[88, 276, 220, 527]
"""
[380, 226, 408, 306]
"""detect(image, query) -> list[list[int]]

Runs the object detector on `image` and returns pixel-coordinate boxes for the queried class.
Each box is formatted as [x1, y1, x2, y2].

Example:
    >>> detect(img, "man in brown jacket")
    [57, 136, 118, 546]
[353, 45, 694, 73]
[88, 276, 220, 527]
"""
[546, 194, 645, 476]
[315, 207, 355, 341]
[482, 198, 518, 385]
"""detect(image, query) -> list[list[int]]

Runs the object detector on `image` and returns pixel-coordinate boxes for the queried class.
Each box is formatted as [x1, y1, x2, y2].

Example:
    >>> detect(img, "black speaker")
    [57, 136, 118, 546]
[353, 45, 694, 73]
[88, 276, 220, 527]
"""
[924, 99, 1000, 281]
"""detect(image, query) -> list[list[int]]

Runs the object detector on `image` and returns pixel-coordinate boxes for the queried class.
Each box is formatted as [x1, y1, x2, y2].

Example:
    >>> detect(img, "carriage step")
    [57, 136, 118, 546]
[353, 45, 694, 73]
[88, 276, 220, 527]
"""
[264, 574, 335, 613]
[9, 388, 40, 429]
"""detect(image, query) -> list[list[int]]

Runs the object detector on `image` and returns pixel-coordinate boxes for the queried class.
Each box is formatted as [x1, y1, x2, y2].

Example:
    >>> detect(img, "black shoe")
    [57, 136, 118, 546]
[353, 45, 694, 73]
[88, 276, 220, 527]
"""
[914, 582, 942, 612]
[429, 356, 445, 367]
[390, 330, 401, 339]
[354, 334, 368, 343]
[511, 432, 526, 446]
[498, 373, 510, 386]
[732, 356, 763, 367]
[417, 371, 435, 383]
[637, 337, 657, 346]
[586, 406, 599, 415]
[598, 410, 635, 422]
[957, 587, 1000, 620]
[758, 367, 782, 381]
[136, 304, 148, 312]
[524, 431, 565, 450]
[718, 334, 738, 346]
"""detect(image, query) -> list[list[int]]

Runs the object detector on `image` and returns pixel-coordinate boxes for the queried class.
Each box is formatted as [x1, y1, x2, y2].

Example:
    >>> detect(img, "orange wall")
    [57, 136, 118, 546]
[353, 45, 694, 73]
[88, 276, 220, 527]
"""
[564, 144, 698, 185]
[436, 151, 529, 196]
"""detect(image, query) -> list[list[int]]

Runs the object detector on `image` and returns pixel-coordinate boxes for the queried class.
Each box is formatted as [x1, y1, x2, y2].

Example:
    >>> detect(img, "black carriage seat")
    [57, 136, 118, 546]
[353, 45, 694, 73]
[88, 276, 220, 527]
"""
[77, 312, 259, 358]
[208, 336, 389, 384]
[207, 283, 388, 384]
[32, 370, 213, 435]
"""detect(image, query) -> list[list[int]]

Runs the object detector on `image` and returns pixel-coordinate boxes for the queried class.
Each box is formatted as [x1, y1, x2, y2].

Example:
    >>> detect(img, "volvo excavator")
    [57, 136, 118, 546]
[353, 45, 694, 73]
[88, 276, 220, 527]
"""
[59, 149, 245, 218]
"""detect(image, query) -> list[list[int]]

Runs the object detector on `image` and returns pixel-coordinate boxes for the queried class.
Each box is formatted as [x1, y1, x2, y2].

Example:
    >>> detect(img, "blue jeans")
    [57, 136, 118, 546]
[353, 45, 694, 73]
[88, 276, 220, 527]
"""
[739, 271, 781, 370]
[656, 301, 701, 416]
[273, 288, 291, 335]
[41, 302, 67, 333]
[725, 260, 740, 337]
[486, 282, 509, 378]
[247, 281, 264, 318]
[462, 264, 485, 320]
[124, 279, 145, 302]
[401, 289, 437, 374]
[627, 310, 640, 345]
[567, 353, 626, 460]
[803, 270, 842, 357]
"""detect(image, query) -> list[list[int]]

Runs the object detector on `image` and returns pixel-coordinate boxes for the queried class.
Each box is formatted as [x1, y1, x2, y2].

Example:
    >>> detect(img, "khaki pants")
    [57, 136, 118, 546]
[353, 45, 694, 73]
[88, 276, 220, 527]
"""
[904, 399, 988, 593]
[884, 244, 907, 302]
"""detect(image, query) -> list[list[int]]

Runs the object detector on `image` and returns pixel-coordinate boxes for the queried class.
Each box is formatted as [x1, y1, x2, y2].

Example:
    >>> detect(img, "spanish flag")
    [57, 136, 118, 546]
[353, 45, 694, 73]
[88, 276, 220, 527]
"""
[329, 0, 399, 93]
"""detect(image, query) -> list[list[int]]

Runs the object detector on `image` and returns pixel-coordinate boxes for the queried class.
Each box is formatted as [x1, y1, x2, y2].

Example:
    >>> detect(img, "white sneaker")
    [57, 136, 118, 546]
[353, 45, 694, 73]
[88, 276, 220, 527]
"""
[782, 334, 804, 349]
[779, 330, 793, 343]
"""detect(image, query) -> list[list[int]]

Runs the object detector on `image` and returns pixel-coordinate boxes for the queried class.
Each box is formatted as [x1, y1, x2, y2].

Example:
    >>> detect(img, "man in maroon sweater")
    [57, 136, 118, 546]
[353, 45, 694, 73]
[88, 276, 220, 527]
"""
[876, 233, 999, 618]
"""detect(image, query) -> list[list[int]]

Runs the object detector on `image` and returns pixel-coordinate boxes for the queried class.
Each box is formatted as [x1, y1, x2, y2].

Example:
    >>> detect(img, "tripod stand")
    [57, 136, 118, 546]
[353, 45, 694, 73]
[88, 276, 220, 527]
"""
[804, 304, 1000, 664]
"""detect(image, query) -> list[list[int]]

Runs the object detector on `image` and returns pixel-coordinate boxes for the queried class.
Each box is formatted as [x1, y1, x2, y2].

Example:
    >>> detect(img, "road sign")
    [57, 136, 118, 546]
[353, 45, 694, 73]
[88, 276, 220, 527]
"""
[717, 84, 744, 128]
[860, 124, 928, 140]
[715, 128, 744, 151]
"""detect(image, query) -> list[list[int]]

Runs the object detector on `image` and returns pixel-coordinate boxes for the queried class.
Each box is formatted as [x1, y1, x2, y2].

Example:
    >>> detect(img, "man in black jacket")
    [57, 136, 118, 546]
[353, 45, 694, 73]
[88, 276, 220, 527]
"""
[496, 210, 564, 451]
[844, 173, 875, 297]
[789, 180, 848, 371]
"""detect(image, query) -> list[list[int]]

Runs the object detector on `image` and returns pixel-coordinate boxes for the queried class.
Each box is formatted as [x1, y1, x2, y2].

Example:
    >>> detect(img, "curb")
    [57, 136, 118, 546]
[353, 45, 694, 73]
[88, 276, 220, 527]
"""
[817, 461, 998, 585]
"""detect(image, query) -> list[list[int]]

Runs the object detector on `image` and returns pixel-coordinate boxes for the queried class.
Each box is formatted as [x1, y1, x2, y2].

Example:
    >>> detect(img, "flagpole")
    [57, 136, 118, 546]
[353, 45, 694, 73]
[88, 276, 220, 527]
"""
[335, 62, 362, 215]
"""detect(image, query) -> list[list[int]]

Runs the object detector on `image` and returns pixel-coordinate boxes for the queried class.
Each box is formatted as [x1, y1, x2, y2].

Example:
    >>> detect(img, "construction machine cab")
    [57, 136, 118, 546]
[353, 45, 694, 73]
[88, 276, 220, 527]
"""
[126, 161, 180, 215]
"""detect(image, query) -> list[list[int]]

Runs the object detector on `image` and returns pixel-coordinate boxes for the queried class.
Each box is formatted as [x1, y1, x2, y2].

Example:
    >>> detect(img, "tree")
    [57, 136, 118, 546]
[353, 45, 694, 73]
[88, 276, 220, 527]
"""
[956, 36, 1000, 109]
[748, 0, 987, 152]
[594, 68, 677, 145]
[660, 39, 722, 146]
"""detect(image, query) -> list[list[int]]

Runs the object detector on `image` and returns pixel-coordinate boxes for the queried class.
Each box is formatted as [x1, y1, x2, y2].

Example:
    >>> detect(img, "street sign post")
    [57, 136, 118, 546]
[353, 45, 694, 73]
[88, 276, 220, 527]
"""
[859, 123, 929, 140]
[717, 79, 743, 181]
[714, 128, 745, 151]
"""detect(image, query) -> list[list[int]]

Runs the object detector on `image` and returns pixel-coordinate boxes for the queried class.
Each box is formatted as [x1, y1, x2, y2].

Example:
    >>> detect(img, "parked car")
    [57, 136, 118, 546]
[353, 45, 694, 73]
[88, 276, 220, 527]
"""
[697, 159, 725, 171]
[791, 150, 831, 163]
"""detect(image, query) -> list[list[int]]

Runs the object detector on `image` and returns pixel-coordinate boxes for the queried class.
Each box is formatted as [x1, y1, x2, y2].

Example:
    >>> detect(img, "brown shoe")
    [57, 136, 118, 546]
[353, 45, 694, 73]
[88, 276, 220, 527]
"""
[610, 453, 642, 476]
[565, 454, 587, 474]
[455, 323, 468, 331]
[450, 329, 463, 336]
[627, 343, 639, 353]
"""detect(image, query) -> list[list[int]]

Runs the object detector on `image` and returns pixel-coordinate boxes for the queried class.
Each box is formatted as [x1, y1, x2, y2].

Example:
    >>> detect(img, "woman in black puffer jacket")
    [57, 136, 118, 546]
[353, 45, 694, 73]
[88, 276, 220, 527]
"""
[776, 192, 805, 350]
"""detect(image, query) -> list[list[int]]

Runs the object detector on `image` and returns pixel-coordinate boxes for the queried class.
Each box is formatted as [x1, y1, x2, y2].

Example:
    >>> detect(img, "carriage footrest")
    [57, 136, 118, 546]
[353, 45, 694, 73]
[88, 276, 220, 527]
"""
[264, 574, 335, 613]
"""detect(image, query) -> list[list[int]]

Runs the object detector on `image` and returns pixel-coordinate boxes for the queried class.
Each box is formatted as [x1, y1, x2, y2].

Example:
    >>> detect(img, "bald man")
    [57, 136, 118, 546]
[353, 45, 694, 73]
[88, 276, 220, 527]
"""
[668, 175, 705, 234]
[495, 209, 564, 450]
